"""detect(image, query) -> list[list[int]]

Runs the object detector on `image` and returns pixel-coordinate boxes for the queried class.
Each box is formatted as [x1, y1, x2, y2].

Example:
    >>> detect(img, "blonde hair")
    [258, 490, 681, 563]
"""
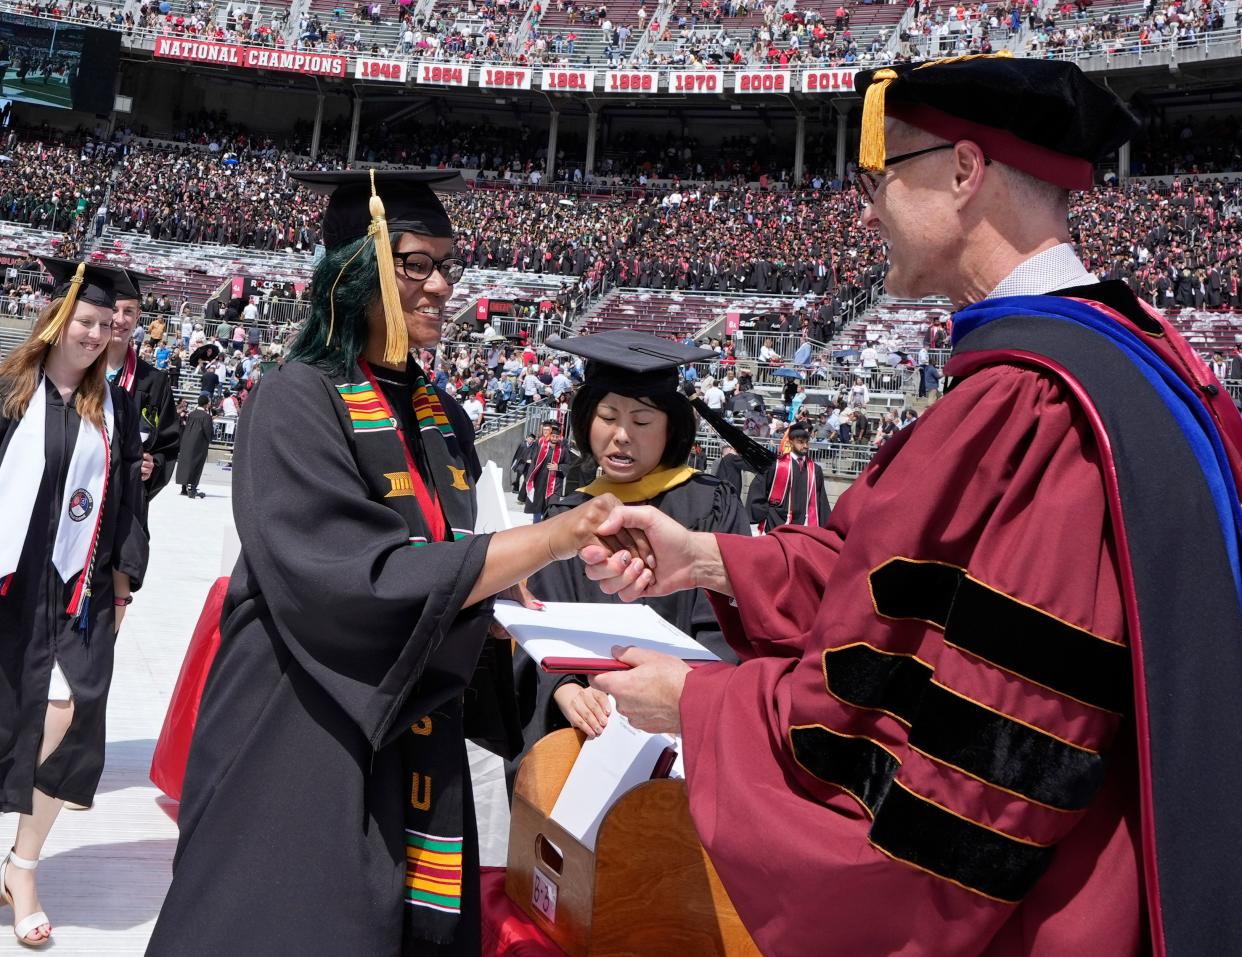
[0, 298, 110, 427]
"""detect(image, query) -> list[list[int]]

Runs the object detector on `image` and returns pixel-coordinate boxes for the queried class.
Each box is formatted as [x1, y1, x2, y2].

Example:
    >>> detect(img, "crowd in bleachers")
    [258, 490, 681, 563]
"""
[899, 0, 1033, 58]
[294, 0, 530, 60]
[1023, 0, 1235, 57]
[132, 0, 289, 46]
[0, 119, 1238, 320]
[0, 134, 119, 257]
[1071, 177, 1242, 309]
[105, 143, 322, 250]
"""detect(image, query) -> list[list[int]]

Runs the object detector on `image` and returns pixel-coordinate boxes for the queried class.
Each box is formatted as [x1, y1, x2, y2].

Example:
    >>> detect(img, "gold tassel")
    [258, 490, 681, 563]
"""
[38, 262, 86, 345]
[859, 68, 898, 173]
[367, 168, 409, 365]
[860, 53, 1015, 173]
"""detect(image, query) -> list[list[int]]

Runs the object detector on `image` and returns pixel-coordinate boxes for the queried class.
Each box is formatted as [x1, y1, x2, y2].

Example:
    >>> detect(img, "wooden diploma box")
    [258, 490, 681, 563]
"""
[505, 728, 760, 957]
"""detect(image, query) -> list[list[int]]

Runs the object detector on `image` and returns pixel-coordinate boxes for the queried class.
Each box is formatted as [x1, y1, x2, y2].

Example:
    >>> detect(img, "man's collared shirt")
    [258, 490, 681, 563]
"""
[986, 242, 1099, 299]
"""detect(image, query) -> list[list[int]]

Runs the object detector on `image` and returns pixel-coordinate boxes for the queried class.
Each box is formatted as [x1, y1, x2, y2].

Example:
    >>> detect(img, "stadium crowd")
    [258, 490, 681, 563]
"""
[1022, 0, 1235, 57]
[0, 122, 1237, 317]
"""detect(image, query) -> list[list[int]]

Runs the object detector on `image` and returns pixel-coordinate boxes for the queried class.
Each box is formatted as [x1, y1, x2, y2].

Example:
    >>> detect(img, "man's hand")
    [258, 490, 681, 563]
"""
[141, 452, 155, 481]
[591, 647, 691, 734]
[580, 505, 729, 600]
[543, 493, 655, 569]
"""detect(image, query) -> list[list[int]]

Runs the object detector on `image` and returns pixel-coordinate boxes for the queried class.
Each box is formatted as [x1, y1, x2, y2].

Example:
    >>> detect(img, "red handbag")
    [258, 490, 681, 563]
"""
[149, 576, 230, 802]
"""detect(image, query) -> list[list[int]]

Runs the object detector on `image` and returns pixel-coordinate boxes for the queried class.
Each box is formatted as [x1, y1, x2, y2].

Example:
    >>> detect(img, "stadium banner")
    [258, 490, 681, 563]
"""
[153, 37, 243, 67]
[603, 70, 658, 94]
[541, 68, 595, 92]
[734, 70, 791, 94]
[355, 57, 407, 82]
[415, 61, 471, 86]
[478, 66, 533, 90]
[243, 47, 347, 77]
[800, 68, 857, 94]
[668, 71, 723, 94]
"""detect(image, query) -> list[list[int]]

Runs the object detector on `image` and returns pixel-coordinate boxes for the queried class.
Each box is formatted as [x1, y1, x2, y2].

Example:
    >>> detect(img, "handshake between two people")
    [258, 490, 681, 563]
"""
[523, 494, 736, 736]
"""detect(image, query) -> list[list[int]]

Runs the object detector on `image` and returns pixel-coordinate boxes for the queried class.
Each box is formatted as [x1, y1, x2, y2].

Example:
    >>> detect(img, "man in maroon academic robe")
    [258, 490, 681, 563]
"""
[580, 57, 1242, 957]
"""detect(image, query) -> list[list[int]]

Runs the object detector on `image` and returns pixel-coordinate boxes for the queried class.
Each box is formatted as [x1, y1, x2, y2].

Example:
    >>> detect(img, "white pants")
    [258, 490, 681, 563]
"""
[48, 660, 72, 701]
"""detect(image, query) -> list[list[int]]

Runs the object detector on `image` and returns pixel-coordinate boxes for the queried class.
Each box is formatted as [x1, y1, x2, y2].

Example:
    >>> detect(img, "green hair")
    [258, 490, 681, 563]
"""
[285, 234, 381, 374]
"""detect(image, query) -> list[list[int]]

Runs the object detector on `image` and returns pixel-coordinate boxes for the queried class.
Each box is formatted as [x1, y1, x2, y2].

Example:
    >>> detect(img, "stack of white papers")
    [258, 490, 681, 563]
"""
[493, 600, 721, 673]
[549, 702, 677, 850]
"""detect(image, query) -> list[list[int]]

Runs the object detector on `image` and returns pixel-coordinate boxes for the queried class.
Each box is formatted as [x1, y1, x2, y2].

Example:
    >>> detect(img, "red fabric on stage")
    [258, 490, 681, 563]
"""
[149, 577, 230, 801]
[480, 868, 567, 957]
[684, 364, 1144, 957]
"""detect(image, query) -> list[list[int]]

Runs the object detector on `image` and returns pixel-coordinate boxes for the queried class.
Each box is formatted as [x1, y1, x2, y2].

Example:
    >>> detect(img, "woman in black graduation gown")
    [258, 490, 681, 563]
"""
[147, 171, 633, 957]
[517, 330, 750, 744]
[0, 260, 148, 947]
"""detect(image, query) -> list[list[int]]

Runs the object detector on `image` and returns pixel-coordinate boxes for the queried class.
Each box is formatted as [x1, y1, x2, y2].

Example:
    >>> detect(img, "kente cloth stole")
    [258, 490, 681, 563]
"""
[333, 360, 477, 943]
[761, 453, 817, 533]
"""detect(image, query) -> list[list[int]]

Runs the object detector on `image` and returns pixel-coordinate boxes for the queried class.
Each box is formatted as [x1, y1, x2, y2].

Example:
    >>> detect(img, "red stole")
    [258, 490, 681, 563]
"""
[526, 437, 562, 501]
[115, 344, 138, 392]
[760, 453, 818, 533]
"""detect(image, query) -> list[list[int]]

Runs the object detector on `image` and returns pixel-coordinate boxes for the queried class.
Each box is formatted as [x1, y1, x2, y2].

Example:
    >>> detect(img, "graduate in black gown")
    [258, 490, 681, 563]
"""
[516, 331, 749, 746]
[105, 268, 179, 502]
[0, 259, 148, 947]
[747, 423, 831, 531]
[522, 420, 565, 520]
[174, 395, 212, 497]
[712, 443, 756, 501]
[147, 170, 633, 957]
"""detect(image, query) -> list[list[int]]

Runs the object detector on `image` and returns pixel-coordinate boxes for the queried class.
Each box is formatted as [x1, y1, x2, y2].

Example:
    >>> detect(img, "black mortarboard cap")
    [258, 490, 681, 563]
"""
[290, 169, 464, 250]
[855, 55, 1139, 190]
[545, 330, 714, 396]
[39, 257, 125, 308]
[787, 424, 811, 440]
[115, 267, 161, 302]
[37, 257, 128, 345]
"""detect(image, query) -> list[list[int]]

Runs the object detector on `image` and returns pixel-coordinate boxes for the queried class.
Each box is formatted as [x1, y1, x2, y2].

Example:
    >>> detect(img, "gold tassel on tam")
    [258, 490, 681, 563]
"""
[859, 68, 898, 173]
[367, 168, 410, 365]
[38, 262, 86, 345]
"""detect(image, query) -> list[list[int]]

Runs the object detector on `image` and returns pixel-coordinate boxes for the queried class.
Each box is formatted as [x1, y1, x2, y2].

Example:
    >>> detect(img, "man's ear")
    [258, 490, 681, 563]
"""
[951, 139, 989, 207]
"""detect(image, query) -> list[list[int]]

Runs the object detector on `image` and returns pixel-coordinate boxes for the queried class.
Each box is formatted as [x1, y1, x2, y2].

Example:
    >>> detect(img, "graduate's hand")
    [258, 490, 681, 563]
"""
[553, 684, 611, 737]
[590, 647, 690, 734]
[544, 493, 656, 569]
[141, 452, 155, 481]
[581, 506, 726, 599]
[489, 579, 543, 639]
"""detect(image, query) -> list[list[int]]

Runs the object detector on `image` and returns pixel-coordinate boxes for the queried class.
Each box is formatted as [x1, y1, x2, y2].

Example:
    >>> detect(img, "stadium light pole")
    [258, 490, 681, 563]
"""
[546, 107, 559, 182]
[310, 83, 325, 161]
[794, 112, 806, 185]
[585, 101, 600, 176]
[833, 99, 850, 183]
[348, 90, 362, 165]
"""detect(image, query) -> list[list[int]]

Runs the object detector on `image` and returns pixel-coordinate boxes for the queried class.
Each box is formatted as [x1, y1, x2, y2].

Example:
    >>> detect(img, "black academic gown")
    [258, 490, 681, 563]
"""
[127, 357, 180, 498]
[511, 438, 537, 499]
[147, 361, 510, 957]
[748, 454, 831, 530]
[174, 408, 212, 488]
[522, 439, 565, 516]
[514, 473, 749, 757]
[0, 378, 148, 812]
[712, 451, 754, 501]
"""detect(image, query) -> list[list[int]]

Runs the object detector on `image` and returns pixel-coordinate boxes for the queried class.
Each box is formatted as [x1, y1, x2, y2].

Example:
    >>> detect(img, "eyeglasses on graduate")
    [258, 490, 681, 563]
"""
[392, 251, 467, 284]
